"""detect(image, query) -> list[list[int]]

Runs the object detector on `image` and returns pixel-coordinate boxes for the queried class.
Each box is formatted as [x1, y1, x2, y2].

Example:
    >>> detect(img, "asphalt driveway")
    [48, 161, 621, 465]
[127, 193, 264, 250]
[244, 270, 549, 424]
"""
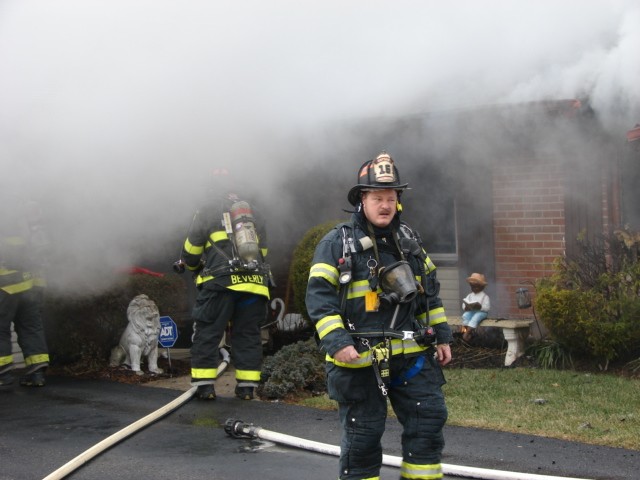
[0, 375, 636, 480]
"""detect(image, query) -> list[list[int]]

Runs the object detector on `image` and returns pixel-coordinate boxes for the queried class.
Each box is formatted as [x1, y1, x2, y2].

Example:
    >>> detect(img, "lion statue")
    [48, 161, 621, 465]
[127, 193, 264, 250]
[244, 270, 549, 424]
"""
[110, 294, 163, 376]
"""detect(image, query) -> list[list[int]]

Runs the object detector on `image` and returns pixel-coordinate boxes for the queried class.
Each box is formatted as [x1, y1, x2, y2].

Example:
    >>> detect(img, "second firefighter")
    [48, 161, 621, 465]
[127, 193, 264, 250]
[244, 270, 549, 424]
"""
[180, 178, 271, 401]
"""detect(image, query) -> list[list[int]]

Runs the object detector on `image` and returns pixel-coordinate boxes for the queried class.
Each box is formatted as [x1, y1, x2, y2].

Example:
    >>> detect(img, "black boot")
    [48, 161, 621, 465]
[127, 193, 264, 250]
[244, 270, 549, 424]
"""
[196, 384, 216, 400]
[0, 369, 14, 391]
[20, 369, 46, 387]
[234, 385, 255, 400]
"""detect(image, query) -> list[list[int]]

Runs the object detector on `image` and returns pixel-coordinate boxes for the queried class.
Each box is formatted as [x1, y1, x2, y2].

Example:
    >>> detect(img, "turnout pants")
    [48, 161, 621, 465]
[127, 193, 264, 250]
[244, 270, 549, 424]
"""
[190, 286, 267, 386]
[327, 353, 448, 480]
[0, 290, 49, 372]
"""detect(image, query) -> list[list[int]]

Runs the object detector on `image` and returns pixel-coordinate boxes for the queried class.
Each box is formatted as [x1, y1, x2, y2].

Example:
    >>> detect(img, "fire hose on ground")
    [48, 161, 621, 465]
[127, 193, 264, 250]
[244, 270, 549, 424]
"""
[41, 348, 231, 480]
[224, 418, 593, 480]
[41, 343, 592, 480]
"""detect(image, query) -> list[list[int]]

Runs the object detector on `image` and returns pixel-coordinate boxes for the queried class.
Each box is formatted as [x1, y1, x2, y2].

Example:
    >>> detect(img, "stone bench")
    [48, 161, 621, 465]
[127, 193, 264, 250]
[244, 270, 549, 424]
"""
[447, 316, 534, 367]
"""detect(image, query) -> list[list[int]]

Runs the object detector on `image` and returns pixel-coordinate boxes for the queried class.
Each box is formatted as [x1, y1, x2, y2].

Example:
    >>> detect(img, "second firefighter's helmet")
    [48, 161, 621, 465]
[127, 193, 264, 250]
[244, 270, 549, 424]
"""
[347, 151, 409, 206]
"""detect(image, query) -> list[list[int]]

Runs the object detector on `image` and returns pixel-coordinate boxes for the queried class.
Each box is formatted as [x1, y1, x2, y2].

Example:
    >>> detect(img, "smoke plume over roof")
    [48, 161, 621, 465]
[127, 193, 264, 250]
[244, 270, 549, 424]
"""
[0, 0, 638, 293]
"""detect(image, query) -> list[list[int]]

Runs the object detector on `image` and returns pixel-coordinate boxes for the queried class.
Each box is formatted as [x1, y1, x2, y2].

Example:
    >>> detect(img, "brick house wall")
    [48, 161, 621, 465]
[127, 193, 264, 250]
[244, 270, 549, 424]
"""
[492, 161, 566, 318]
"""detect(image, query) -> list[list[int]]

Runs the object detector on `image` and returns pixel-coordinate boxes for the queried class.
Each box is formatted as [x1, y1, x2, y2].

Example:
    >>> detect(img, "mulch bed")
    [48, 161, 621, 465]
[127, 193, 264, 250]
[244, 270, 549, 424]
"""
[48, 355, 192, 386]
[448, 336, 638, 377]
[50, 341, 524, 386]
[48, 335, 638, 385]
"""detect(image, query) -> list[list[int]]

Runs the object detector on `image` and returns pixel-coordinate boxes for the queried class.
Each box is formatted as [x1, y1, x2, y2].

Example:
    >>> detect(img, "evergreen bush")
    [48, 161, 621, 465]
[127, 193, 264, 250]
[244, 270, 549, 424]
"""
[259, 338, 326, 399]
[289, 220, 340, 321]
[535, 229, 640, 368]
[257, 221, 342, 398]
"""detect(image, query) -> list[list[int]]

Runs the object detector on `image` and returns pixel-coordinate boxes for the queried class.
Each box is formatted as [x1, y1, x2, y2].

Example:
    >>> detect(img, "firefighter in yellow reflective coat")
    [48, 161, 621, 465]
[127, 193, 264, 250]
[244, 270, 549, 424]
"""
[0, 200, 50, 389]
[306, 152, 452, 480]
[180, 174, 270, 401]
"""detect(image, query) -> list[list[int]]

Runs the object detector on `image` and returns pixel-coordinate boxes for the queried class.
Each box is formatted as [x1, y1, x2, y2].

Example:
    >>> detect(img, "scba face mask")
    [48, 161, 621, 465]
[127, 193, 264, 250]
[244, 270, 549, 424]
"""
[378, 261, 417, 305]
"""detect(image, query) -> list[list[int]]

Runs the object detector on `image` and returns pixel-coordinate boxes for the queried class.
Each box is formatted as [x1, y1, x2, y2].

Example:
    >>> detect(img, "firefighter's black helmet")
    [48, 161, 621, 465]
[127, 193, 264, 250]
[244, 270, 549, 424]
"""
[347, 151, 409, 206]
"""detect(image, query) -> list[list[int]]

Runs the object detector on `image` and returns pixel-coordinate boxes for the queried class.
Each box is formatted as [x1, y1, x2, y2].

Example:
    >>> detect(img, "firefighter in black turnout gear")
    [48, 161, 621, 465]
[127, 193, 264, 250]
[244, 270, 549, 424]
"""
[180, 180, 270, 401]
[306, 152, 453, 480]
[0, 200, 50, 389]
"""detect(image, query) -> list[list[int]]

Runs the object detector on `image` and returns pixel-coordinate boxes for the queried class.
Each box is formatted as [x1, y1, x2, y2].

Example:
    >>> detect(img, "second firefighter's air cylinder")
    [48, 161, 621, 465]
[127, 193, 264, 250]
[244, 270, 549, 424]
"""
[229, 200, 260, 265]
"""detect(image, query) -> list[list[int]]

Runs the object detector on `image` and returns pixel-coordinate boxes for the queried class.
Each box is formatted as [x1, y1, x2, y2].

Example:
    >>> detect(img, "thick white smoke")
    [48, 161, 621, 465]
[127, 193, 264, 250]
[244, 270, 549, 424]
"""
[0, 0, 638, 293]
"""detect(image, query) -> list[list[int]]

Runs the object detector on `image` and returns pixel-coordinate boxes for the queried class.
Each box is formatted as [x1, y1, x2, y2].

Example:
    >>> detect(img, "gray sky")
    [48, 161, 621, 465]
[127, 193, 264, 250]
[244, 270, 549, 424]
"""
[1, 0, 638, 292]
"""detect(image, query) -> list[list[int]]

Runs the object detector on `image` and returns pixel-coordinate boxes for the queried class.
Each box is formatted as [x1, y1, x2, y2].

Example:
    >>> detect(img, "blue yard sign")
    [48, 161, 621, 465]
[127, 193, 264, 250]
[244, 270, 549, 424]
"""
[158, 316, 178, 348]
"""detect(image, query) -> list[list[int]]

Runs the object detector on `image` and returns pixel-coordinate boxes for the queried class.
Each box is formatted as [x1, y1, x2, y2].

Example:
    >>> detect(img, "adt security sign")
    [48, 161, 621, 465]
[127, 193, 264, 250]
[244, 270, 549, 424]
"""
[158, 316, 179, 348]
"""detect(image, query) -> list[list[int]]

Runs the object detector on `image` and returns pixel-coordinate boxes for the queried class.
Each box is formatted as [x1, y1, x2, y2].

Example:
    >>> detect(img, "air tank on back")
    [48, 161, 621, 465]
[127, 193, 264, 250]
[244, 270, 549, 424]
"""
[229, 200, 260, 266]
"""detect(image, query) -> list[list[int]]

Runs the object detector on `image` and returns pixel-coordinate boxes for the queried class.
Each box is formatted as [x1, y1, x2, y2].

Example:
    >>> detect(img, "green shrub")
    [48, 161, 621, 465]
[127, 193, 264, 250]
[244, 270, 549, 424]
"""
[289, 220, 340, 321]
[45, 272, 188, 368]
[259, 338, 326, 399]
[535, 231, 640, 367]
[526, 339, 573, 370]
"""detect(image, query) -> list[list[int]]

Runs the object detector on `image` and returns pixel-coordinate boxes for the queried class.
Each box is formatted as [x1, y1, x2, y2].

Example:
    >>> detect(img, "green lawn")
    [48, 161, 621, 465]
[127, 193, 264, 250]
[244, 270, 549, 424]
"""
[443, 368, 639, 450]
[298, 368, 640, 451]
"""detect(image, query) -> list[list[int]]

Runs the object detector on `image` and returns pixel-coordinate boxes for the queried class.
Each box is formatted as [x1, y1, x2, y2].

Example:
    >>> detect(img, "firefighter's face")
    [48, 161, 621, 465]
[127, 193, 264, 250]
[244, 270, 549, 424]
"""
[361, 189, 398, 227]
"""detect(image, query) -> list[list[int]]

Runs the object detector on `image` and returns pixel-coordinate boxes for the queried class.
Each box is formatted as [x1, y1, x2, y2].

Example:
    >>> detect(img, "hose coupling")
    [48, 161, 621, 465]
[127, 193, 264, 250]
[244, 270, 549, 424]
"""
[224, 418, 258, 439]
